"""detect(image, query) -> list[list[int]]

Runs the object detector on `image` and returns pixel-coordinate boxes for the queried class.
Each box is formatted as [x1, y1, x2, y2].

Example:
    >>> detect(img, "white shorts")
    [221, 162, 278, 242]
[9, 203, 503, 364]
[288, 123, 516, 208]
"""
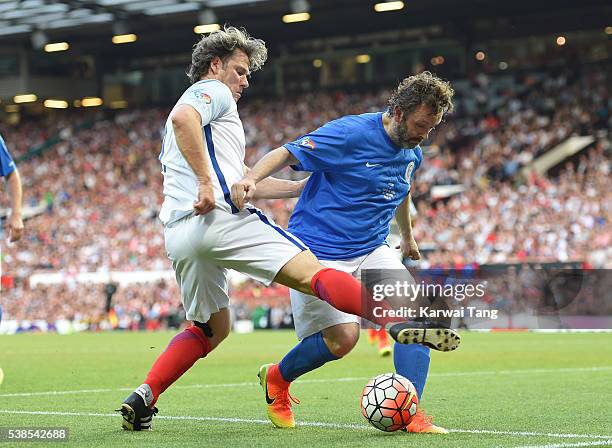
[164, 207, 305, 324]
[290, 244, 408, 340]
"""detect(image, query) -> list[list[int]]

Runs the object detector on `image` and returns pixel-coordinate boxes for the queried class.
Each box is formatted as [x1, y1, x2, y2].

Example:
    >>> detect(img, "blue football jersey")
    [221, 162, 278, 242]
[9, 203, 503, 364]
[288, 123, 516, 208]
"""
[0, 134, 16, 177]
[285, 112, 422, 260]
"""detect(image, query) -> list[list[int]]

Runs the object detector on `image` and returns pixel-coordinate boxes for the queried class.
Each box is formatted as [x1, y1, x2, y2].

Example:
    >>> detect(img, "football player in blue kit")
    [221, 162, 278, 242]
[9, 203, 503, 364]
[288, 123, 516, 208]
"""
[1, 132, 24, 336]
[232, 71, 458, 431]
[0, 133, 24, 244]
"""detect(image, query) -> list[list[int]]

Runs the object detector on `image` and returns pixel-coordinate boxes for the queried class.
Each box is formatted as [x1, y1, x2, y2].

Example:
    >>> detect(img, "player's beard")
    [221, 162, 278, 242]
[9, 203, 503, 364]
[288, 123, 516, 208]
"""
[392, 120, 422, 149]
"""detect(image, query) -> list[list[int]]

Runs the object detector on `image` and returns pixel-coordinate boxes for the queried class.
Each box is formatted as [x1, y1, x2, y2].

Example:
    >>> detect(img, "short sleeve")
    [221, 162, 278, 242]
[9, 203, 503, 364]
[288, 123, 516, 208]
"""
[176, 80, 233, 127]
[283, 119, 348, 172]
[415, 146, 424, 171]
[0, 134, 16, 177]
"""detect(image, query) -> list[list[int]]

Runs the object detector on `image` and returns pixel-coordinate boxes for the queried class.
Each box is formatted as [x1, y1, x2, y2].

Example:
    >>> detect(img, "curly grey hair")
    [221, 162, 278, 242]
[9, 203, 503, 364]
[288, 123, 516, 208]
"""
[388, 71, 454, 116]
[187, 25, 268, 84]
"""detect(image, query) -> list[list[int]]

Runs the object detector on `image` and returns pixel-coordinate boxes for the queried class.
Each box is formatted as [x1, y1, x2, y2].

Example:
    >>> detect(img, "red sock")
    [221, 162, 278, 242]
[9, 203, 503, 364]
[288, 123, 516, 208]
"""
[144, 325, 211, 405]
[310, 268, 399, 327]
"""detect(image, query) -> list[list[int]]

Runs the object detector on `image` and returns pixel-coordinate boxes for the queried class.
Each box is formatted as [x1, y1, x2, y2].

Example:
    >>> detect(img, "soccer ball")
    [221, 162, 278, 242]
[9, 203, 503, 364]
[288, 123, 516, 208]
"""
[360, 373, 419, 432]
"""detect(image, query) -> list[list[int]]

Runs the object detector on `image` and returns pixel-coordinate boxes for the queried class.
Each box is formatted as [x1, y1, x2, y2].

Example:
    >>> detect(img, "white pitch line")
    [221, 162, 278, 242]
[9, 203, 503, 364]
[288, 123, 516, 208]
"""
[510, 440, 612, 448]
[0, 410, 366, 430]
[1, 409, 611, 440]
[1, 366, 610, 398]
[430, 366, 612, 377]
[451, 429, 612, 439]
[0, 387, 133, 398]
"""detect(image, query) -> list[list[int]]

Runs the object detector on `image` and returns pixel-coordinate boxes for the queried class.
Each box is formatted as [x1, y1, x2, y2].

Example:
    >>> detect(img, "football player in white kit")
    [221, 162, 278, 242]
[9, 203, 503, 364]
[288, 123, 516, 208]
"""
[117, 26, 425, 431]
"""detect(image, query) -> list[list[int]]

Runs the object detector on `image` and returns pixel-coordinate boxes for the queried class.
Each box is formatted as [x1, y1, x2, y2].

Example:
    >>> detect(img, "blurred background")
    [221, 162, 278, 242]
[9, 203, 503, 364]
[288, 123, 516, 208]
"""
[0, 0, 609, 334]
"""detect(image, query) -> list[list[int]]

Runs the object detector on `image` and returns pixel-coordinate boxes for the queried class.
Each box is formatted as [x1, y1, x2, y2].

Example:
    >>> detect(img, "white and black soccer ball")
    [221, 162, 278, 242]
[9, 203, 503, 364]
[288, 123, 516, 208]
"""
[360, 373, 419, 432]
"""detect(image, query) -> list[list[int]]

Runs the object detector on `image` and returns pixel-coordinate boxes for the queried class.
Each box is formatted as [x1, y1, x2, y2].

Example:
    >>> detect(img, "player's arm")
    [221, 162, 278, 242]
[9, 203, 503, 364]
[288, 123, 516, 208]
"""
[232, 119, 347, 208]
[243, 165, 306, 199]
[5, 168, 23, 242]
[395, 193, 420, 260]
[170, 104, 215, 215]
[231, 147, 298, 208]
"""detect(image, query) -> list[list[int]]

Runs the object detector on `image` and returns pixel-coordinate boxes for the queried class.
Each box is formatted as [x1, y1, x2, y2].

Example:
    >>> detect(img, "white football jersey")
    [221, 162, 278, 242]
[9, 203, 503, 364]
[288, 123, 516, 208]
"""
[158, 79, 246, 225]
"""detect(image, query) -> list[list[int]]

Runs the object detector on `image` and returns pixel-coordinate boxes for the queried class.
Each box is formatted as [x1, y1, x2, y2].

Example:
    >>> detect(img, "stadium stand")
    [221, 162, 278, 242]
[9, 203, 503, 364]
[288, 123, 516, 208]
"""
[0, 62, 609, 332]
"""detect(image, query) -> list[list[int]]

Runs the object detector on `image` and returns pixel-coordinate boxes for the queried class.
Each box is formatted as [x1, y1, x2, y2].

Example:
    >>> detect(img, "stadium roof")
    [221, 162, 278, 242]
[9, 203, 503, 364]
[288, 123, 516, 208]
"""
[0, 0, 608, 51]
[0, 0, 268, 37]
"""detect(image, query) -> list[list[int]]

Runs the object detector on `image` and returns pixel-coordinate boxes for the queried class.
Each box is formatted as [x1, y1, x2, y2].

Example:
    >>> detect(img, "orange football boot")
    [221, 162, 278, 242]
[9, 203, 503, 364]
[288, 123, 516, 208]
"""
[258, 363, 299, 428]
[405, 408, 449, 434]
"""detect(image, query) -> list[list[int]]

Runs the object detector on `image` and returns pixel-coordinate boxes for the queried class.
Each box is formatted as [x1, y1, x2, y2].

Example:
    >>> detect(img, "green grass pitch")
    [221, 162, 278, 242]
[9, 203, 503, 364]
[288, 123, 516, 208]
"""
[0, 331, 611, 447]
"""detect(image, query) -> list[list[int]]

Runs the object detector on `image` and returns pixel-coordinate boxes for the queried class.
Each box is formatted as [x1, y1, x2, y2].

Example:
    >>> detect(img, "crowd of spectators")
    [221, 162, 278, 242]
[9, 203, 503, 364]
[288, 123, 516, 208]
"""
[1, 280, 182, 332]
[2, 108, 168, 278]
[0, 63, 609, 331]
[417, 64, 609, 189]
[414, 142, 610, 267]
